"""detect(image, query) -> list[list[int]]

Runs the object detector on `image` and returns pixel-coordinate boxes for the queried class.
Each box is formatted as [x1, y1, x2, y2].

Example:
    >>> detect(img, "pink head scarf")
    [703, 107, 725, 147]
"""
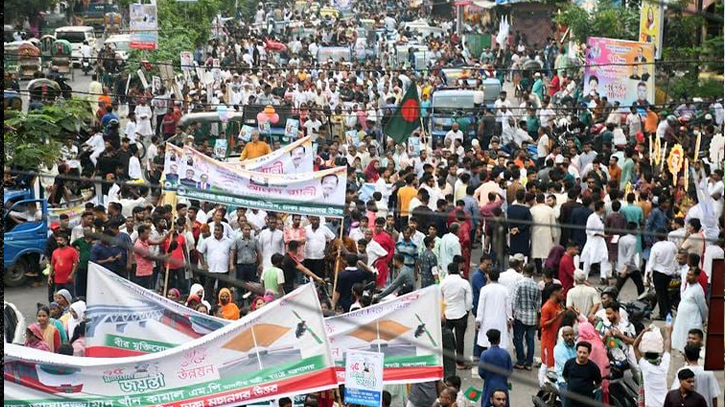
[577, 321, 610, 377]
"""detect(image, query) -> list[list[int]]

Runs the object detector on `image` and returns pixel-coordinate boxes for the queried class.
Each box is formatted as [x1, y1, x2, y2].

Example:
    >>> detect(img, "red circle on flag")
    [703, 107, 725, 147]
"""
[401, 99, 420, 122]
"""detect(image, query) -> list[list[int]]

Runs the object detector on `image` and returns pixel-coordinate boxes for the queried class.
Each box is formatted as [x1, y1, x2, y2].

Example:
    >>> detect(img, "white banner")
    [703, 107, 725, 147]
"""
[5, 275, 337, 407]
[85, 263, 227, 357]
[163, 144, 346, 217]
[234, 136, 314, 175]
[325, 286, 443, 384]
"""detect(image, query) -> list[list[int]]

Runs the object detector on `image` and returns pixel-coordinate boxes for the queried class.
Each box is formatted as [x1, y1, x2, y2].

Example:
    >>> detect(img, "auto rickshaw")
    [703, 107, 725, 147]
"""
[4, 90, 22, 111]
[27, 78, 62, 105]
[17, 42, 42, 80]
[52, 39, 73, 80]
[4, 42, 21, 81]
[104, 12, 122, 35]
[40, 35, 56, 67]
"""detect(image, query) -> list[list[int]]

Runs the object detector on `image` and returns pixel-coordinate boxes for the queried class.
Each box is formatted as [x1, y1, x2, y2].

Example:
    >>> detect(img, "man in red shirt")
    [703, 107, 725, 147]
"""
[372, 217, 395, 287]
[134, 225, 156, 289]
[163, 219, 189, 293]
[49, 233, 79, 296]
[559, 241, 579, 298]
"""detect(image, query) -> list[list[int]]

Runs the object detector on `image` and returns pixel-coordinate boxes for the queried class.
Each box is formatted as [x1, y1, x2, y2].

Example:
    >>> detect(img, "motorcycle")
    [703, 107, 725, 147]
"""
[606, 348, 639, 407]
[622, 289, 656, 335]
[531, 370, 561, 407]
[81, 58, 92, 75]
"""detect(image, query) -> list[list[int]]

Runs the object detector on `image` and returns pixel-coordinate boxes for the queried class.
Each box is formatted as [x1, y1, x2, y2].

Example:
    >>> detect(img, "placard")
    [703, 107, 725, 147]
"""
[344, 351, 384, 407]
[129, 3, 158, 50]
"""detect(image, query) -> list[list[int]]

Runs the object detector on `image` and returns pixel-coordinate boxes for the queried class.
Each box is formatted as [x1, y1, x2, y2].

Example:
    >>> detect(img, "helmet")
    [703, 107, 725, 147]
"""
[666, 115, 677, 125]
[108, 119, 119, 127]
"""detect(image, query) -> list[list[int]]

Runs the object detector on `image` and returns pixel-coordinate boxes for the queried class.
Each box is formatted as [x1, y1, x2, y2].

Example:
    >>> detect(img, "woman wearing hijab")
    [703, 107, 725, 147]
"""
[48, 302, 69, 342]
[577, 319, 610, 403]
[189, 283, 213, 310]
[25, 323, 52, 351]
[218, 288, 240, 320]
[66, 301, 86, 340]
[35, 306, 61, 352]
[364, 159, 381, 182]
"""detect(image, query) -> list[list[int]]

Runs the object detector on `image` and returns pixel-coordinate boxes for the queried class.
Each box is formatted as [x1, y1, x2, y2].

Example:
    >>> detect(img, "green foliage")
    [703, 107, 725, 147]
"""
[4, 99, 94, 169]
[126, 0, 236, 72]
[666, 77, 724, 100]
[4, 0, 54, 24]
[555, 3, 639, 43]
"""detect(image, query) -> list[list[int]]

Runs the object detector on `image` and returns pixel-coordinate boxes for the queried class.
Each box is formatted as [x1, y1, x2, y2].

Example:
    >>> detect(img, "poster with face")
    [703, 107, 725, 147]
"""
[583, 38, 655, 109]
[639, 2, 664, 59]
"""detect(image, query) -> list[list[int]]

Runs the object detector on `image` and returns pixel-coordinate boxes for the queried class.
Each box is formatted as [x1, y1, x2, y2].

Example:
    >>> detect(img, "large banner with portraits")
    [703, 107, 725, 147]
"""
[583, 37, 655, 108]
[236, 136, 314, 174]
[4, 282, 337, 407]
[163, 144, 346, 217]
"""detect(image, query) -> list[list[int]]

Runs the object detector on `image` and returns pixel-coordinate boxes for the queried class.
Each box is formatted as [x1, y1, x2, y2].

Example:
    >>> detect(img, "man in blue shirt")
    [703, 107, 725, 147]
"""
[479, 329, 512, 406]
[100, 105, 119, 130]
[553, 326, 577, 407]
[90, 229, 124, 276]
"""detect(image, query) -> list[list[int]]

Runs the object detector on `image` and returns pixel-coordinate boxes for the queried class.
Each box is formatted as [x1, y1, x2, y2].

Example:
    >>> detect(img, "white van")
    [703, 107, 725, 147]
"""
[104, 34, 131, 61]
[54, 26, 97, 66]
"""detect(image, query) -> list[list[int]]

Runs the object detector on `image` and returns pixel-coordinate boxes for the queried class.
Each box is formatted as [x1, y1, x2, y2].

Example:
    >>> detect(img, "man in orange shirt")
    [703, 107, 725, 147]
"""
[240, 130, 272, 160]
[540, 283, 564, 369]
[397, 174, 418, 227]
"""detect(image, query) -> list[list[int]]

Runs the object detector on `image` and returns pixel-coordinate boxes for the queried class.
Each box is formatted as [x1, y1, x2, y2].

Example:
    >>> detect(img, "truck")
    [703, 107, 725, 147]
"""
[4, 189, 49, 287]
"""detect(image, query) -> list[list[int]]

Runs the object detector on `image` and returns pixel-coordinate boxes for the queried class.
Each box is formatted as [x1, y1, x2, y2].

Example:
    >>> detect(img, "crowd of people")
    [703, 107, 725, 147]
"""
[7, 0, 725, 406]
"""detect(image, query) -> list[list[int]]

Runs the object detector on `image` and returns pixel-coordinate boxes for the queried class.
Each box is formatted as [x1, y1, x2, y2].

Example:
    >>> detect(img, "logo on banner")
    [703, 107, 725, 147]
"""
[103, 363, 167, 393]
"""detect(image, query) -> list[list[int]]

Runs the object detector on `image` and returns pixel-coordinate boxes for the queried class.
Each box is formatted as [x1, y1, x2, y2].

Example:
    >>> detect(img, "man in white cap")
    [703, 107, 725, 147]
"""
[499, 254, 524, 296]
[565, 269, 601, 318]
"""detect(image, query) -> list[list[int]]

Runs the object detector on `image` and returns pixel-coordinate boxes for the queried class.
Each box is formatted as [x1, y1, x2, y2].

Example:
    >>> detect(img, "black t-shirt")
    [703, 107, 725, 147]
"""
[562, 359, 602, 407]
[335, 267, 373, 312]
[282, 254, 298, 290]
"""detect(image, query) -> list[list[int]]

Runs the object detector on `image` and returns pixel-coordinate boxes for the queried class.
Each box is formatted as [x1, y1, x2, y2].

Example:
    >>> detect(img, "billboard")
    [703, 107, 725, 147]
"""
[130, 3, 158, 50]
[639, 1, 664, 59]
[583, 37, 655, 108]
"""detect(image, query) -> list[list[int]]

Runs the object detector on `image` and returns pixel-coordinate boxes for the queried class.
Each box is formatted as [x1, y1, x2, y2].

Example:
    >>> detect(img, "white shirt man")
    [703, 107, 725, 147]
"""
[476, 273, 512, 350]
[304, 222, 335, 260]
[444, 127, 464, 145]
[499, 260, 524, 296]
[494, 97, 512, 124]
[257, 225, 285, 268]
[198, 232, 234, 273]
[645, 238, 679, 281]
[440, 269, 473, 321]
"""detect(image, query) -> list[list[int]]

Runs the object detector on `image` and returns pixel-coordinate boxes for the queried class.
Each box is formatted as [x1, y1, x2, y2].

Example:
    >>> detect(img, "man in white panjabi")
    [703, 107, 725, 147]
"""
[530, 193, 558, 271]
[581, 200, 610, 282]
[476, 269, 512, 351]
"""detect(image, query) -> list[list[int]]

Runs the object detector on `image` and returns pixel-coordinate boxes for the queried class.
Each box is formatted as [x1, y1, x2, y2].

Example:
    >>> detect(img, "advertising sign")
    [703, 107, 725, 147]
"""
[583, 37, 655, 108]
[639, 1, 664, 59]
[344, 351, 385, 407]
[129, 3, 158, 50]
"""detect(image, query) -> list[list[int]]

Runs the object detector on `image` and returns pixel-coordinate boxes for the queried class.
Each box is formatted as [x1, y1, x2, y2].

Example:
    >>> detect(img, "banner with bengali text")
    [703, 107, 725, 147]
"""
[234, 136, 314, 174]
[163, 144, 346, 217]
[325, 285, 443, 384]
[5, 270, 336, 407]
[583, 37, 655, 108]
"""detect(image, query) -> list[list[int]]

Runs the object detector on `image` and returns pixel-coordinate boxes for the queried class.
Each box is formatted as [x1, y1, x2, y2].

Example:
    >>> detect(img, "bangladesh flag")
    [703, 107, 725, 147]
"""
[464, 386, 482, 402]
[384, 84, 421, 144]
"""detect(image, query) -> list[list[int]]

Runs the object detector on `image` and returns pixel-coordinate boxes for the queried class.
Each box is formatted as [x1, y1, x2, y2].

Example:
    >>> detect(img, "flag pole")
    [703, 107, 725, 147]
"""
[332, 223, 345, 298]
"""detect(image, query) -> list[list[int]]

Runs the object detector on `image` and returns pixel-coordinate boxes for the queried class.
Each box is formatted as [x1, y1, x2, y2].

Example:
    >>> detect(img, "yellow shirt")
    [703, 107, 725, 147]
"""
[240, 141, 272, 160]
[397, 185, 418, 217]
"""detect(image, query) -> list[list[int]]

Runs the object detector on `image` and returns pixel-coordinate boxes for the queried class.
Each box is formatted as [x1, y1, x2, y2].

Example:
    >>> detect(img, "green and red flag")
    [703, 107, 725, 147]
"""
[384, 83, 421, 144]
[464, 386, 482, 402]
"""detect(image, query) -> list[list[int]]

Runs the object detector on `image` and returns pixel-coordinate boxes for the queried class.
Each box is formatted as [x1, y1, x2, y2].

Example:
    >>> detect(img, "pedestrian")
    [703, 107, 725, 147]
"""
[511, 263, 540, 370]
[670, 344, 721, 407]
[645, 228, 679, 319]
[217, 287, 239, 320]
[440, 261, 473, 368]
[634, 325, 672, 407]
[540, 283, 564, 371]
[478, 329, 512, 406]
[561, 341, 602, 407]
[475, 269, 512, 352]
[672, 268, 708, 351]
[663, 369, 708, 407]
[49, 232, 79, 297]
[199, 223, 235, 301]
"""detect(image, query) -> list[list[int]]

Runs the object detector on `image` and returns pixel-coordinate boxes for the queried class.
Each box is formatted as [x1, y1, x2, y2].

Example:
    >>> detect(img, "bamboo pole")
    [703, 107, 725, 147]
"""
[332, 223, 345, 297]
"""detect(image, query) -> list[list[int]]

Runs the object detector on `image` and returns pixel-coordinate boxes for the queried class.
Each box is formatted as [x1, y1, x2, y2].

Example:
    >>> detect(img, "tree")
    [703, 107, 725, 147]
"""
[4, 99, 94, 169]
[555, 3, 639, 44]
[4, 0, 54, 25]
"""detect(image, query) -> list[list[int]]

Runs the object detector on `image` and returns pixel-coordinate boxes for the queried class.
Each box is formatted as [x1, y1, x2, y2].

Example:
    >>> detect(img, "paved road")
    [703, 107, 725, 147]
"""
[8, 66, 723, 407]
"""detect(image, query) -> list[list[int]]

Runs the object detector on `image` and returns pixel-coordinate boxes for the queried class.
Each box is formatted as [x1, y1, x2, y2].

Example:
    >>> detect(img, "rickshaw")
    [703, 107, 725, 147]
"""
[103, 12, 122, 35]
[39, 35, 56, 67]
[4, 42, 21, 81]
[27, 78, 62, 105]
[4, 90, 22, 111]
[52, 39, 74, 80]
[17, 42, 42, 80]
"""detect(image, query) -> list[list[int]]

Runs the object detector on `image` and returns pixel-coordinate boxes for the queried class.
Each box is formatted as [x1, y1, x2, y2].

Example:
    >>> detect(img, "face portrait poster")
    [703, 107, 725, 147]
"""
[639, 1, 664, 59]
[129, 3, 158, 49]
[583, 38, 655, 109]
